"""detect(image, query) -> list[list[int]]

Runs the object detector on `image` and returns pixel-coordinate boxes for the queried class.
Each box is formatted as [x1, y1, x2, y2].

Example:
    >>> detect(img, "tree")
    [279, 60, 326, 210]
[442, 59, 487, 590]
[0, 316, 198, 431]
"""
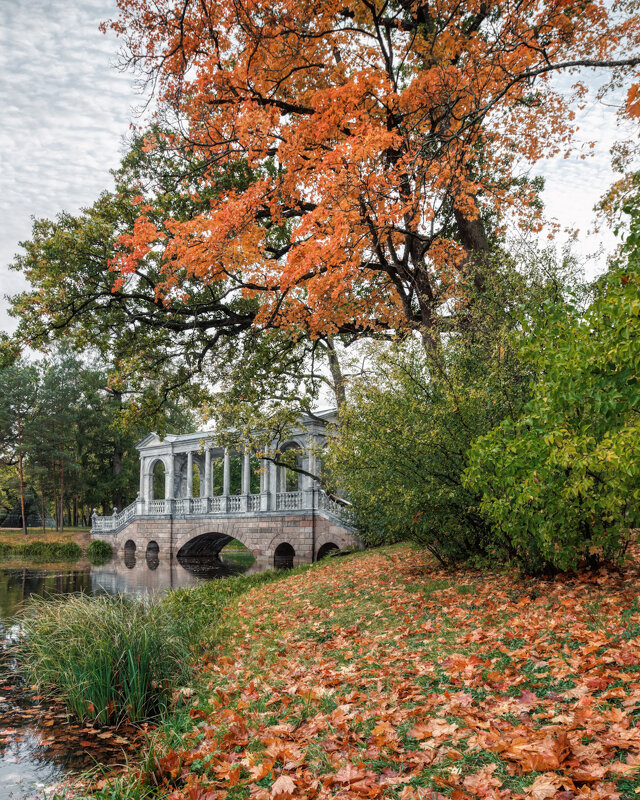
[103, 0, 640, 347]
[0, 362, 39, 534]
[9, 131, 356, 427]
[466, 208, 640, 573]
[326, 249, 579, 565]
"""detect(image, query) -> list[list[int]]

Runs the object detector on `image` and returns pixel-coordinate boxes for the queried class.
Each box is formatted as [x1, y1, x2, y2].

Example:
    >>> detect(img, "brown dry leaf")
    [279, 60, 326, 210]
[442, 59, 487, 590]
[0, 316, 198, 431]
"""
[526, 772, 575, 800]
[270, 774, 295, 797]
[462, 763, 502, 796]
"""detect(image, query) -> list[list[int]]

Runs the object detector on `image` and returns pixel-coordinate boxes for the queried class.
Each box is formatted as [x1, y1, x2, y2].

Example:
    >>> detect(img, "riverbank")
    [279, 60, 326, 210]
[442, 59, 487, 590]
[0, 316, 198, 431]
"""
[0, 530, 95, 561]
[67, 542, 640, 800]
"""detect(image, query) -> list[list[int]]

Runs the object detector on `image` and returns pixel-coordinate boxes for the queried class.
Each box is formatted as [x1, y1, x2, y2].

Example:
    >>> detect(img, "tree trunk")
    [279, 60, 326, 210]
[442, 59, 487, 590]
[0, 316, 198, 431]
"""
[60, 457, 65, 532]
[325, 336, 347, 414]
[41, 480, 46, 534]
[53, 480, 58, 531]
[112, 390, 123, 510]
[17, 407, 27, 536]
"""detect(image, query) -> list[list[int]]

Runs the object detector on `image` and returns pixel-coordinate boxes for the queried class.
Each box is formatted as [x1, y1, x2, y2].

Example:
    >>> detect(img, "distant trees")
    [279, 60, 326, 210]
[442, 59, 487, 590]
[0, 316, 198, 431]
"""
[0, 347, 193, 530]
[0, 363, 39, 534]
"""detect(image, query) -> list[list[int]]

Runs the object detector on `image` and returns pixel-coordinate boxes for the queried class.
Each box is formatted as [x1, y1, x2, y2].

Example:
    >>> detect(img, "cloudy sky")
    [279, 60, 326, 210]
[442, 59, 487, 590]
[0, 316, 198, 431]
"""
[0, 0, 631, 333]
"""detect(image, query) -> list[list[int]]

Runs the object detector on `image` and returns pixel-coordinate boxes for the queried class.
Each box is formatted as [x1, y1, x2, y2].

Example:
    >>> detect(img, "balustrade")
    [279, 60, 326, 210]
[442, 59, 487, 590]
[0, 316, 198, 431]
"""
[92, 485, 353, 534]
[276, 491, 302, 511]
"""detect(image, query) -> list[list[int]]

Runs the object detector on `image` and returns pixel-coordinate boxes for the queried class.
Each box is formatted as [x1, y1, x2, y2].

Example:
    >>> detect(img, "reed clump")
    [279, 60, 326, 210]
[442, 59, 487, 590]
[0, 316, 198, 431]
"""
[21, 594, 191, 725]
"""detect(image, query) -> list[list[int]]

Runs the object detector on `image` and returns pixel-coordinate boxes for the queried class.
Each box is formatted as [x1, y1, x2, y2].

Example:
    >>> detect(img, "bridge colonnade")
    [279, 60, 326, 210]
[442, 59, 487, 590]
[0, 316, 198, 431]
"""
[91, 411, 360, 567]
[137, 429, 318, 517]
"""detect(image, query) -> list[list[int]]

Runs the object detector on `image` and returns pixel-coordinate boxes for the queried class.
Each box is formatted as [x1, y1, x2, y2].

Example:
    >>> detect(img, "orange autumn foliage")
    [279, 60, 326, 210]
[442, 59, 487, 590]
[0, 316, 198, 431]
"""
[105, 0, 640, 337]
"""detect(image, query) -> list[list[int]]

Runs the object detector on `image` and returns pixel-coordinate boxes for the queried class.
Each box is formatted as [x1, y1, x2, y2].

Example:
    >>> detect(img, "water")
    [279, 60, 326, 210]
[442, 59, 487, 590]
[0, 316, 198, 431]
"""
[0, 549, 257, 799]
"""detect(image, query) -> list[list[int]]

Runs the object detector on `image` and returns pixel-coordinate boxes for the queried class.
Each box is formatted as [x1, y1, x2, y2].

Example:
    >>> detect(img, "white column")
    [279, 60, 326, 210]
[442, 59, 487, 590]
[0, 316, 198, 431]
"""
[165, 455, 175, 500]
[223, 449, 230, 496]
[269, 455, 278, 507]
[303, 446, 316, 508]
[259, 457, 269, 511]
[204, 449, 211, 497]
[242, 453, 251, 495]
[187, 451, 193, 497]
[139, 457, 146, 498]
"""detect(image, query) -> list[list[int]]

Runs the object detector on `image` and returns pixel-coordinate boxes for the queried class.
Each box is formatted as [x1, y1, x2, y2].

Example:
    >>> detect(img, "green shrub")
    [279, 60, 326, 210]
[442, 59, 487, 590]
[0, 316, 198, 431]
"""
[466, 220, 640, 572]
[326, 257, 576, 567]
[86, 539, 113, 565]
[0, 540, 82, 560]
[21, 594, 192, 724]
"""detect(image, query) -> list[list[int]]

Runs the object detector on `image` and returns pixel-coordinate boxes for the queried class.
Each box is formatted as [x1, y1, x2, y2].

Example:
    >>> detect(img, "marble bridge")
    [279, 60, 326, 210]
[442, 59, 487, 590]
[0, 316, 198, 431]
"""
[90, 410, 360, 569]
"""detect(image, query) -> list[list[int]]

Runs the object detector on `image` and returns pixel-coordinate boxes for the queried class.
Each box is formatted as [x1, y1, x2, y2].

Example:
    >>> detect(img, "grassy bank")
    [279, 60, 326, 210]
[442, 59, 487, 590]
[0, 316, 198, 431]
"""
[0, 539, 83, 560]
[22, 567, 301, 728]
[67, 543, 640, 800]
[0, 527, 90, 543]
[0, 529, 108, 562]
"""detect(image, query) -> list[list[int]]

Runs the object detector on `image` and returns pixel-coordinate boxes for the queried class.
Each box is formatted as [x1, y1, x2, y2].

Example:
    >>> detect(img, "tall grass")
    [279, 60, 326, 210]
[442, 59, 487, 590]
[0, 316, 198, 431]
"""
[0, 540, 82, 560]
[20, 566, 306, 728]
[21, 595, 192, 725]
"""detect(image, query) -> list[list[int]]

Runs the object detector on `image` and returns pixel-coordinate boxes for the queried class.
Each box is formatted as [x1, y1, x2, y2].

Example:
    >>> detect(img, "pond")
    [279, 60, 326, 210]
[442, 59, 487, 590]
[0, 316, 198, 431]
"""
[0, 547, 258, 799]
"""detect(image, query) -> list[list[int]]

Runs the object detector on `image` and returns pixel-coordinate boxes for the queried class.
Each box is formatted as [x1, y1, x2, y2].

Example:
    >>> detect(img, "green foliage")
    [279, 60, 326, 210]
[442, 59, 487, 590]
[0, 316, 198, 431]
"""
[327, 253, 578, 566]
[86, 539, 113, 565]
[466, 212, 640, 572]
[0, 540, 82, 560]
[21, 594, 193, 725]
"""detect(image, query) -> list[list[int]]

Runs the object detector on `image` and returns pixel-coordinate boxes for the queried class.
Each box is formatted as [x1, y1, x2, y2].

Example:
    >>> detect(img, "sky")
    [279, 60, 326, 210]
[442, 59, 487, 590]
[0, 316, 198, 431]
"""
[0, 0, 631, 334]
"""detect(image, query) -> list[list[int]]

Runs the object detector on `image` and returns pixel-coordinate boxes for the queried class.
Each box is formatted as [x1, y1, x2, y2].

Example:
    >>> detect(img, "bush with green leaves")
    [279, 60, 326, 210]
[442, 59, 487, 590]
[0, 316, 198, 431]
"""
[326, 255, 575, 566]
[466, 219, 640, 572]
[86, 539, 113, 565]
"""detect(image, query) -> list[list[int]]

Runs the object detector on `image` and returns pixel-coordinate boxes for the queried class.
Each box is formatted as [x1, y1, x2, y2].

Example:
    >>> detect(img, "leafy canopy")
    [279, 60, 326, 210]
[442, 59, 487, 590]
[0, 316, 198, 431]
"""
[105, 0, 640, 342]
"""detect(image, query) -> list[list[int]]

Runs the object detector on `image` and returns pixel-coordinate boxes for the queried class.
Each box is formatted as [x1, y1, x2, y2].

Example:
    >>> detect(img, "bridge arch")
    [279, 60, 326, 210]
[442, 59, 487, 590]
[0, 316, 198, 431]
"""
[274, 542, 295, 569]
[317, 541, 339, 560]
[177, 531, 237, 559]
[146, 540, 160, 570]
[124, 539, 136, 569]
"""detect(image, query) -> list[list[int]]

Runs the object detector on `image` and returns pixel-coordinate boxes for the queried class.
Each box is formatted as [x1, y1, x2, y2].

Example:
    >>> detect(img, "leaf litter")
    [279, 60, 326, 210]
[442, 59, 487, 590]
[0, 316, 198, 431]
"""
[120, 546, 640, 798]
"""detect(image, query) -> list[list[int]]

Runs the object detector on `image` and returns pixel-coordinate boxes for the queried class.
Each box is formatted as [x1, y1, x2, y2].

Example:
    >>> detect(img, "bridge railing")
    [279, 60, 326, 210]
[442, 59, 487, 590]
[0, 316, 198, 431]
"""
[92, 488, 353, 534]
[276, 491, 303, 511]
[91, 500, 137, 532]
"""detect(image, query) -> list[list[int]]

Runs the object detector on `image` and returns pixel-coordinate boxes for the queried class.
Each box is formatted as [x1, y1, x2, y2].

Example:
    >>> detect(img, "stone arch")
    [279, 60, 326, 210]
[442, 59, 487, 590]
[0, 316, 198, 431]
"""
[172, 519, 257, 562]
[274, 542, 295, 569]
[150, 459, 166, 500]
[146, 540, 159, 570]
[191, 459, 202, 497]
[317, 541, 339, 560]
[124, 539, 136, 569]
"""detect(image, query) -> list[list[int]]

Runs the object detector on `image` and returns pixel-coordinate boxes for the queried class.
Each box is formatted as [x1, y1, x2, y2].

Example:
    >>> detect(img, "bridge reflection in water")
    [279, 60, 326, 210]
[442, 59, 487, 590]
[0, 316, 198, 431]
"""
[90, 548, 263, 599]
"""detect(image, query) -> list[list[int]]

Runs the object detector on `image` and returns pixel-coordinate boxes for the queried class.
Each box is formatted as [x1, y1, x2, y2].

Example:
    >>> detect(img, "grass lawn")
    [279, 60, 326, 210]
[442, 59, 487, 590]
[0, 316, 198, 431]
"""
[0, 528, 90, 546]
[92, 543, 640, 800]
